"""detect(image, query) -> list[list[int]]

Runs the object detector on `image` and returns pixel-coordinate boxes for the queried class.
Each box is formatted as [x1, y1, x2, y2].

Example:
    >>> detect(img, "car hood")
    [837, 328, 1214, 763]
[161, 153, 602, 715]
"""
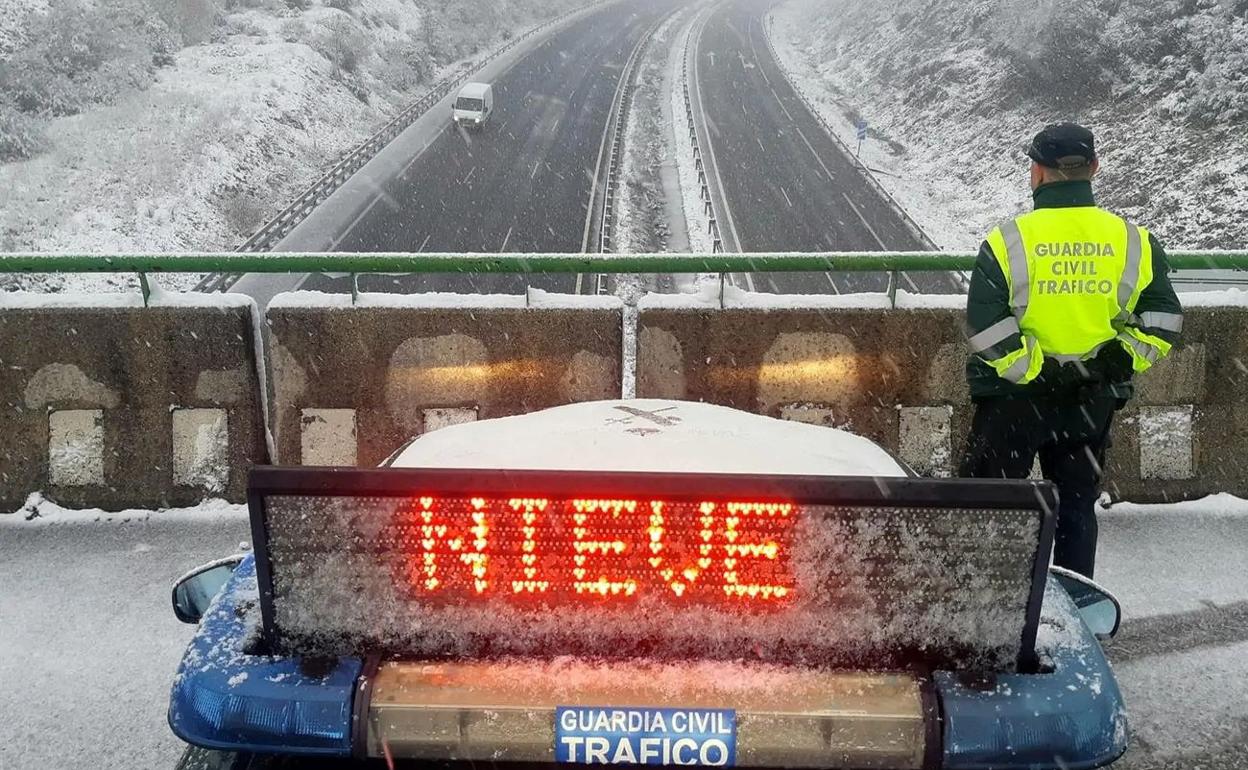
[390, 399, 908, 477]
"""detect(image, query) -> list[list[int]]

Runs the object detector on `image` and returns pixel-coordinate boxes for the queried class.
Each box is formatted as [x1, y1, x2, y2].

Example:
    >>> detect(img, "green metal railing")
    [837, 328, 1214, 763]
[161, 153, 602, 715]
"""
[4, 251, 1247, 273]
[2, 251, 1245, 304]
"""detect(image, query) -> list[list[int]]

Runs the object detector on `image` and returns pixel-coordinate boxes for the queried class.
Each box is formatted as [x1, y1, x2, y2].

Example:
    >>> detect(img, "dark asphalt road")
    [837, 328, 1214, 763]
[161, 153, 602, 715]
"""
[695, 0, 961, 295]
[303, 0, 675, 296]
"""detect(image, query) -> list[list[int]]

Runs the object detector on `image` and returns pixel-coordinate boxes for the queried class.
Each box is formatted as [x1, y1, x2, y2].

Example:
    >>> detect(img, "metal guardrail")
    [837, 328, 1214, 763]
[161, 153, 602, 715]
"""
[681, 8, 726, 254]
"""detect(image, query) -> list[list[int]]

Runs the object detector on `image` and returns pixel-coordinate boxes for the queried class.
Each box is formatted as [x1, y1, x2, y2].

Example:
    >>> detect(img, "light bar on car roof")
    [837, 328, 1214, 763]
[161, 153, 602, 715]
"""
[248, 468, 1056, 672]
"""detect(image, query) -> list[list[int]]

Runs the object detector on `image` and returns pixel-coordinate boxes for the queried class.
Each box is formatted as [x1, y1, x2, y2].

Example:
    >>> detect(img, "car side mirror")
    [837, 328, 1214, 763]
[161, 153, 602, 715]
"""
[1050, 566, 1122, 641]
[172, 556, 244, 624]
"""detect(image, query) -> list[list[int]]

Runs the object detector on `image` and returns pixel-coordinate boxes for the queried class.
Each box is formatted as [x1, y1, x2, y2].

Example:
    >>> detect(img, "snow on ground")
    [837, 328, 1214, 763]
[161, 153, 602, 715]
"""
[0, 0, 44, 59]
[0, 497, 249, 770]
[769, 0, 1248, 252]
[0, 0, 585, 294]
[1113, 641, 1248, 768]
[615, 8, 686, 254]
[1098, 496, 1248, 618]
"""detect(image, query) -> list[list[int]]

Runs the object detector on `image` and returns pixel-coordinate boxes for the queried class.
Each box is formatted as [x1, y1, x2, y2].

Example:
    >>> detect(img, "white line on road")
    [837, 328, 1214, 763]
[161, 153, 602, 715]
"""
[400, 131, 445, 177]
[500, 226, 514, 252]
[771, 87, 794, 120]
[794, 125, 839, 184]
[330, 191, 386, 251]
[840, 192, 887, 249]
[746, 16, 771, 86]
[330, 126, 450, 250]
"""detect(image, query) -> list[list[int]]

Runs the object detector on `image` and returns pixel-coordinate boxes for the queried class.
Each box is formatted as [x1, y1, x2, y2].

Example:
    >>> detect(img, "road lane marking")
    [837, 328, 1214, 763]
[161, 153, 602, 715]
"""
[771, 87, 794, 120]
[746, 16, 771, 86]
[330, 124, 451, 250]
[329, 190, 386, 250]
[400, 130, 448, 177]
[840, 192, 887, 249]
[794, 125, 839, 184]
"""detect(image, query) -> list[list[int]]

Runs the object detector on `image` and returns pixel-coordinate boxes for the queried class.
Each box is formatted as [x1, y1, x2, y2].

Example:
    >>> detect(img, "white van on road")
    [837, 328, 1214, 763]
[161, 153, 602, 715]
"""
[453, 82, 494, 130]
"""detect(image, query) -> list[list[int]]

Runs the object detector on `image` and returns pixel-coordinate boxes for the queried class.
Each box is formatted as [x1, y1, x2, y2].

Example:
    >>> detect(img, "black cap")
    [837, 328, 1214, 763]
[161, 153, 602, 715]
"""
[1026, 123, 1096, 169]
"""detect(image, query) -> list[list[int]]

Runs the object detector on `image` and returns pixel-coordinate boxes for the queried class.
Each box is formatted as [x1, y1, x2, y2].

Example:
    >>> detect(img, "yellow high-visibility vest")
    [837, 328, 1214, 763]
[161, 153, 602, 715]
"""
[979, 206, 1173, 384]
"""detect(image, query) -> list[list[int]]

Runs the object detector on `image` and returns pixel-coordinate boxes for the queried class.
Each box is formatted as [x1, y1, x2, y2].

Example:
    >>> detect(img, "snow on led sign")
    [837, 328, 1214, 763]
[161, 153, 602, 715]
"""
[255, 474, 1050, 672]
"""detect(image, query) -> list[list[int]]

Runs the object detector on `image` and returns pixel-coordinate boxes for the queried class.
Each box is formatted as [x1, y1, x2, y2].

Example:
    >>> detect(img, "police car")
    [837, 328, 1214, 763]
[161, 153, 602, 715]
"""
[169, 400, 1128, 770]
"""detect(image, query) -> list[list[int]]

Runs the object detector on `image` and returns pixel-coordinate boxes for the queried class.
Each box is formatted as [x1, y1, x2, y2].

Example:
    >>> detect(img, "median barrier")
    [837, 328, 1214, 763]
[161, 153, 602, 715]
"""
[0, 295, 267, 511]
[265, 292, 623, 467]
[635, 290, 1248, 502]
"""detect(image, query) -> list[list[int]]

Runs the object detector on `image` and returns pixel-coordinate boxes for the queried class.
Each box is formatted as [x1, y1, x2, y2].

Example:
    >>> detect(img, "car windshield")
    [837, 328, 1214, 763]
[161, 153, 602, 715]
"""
[455, 97, 485, 112]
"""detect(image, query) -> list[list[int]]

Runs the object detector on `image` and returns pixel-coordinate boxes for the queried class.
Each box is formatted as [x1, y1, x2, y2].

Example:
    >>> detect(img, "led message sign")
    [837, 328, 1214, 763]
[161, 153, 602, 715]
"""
[388, 495, 793, 603]
[250, 468, 1055, 672]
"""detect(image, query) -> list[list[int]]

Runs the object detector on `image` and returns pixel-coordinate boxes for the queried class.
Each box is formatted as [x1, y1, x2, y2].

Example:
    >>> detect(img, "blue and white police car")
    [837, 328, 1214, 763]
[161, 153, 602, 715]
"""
[169, 400, 1128, 770]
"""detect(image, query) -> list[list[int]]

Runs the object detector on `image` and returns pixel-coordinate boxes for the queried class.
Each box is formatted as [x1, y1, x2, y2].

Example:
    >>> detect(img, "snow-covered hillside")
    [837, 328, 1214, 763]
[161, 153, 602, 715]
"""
[0, 0, 583, 292]
[772, 0, 1248, 251]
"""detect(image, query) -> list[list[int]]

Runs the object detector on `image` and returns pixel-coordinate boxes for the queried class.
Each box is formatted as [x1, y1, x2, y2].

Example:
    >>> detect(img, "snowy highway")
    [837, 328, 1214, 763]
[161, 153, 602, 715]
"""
[691, 0, 959, 295]
[300, 0, 679, 298]
[223, 0, 969, 306]
[1, 500, 1246, 769]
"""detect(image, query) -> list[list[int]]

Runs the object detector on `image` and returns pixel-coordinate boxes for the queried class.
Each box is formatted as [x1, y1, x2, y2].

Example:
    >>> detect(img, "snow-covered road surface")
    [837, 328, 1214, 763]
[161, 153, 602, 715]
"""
[1098, 501, 1248, 769]
[0, 504, 249, 770]
[0, 500, 1244, 769]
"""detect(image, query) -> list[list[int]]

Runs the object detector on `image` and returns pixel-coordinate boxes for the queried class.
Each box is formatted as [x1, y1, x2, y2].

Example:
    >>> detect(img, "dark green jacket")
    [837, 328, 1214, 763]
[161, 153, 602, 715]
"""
[965, 180, 1183, 400]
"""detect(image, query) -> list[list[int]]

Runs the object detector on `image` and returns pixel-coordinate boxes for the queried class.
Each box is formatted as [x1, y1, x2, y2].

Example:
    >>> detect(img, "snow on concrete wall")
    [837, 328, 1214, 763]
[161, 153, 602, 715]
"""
[3, 293, 1247, 508]
[0, 300, 266, 511]
[266, 301, 623, 467]
[300, 408, 358, 466]
[636, 301, 1248, 503]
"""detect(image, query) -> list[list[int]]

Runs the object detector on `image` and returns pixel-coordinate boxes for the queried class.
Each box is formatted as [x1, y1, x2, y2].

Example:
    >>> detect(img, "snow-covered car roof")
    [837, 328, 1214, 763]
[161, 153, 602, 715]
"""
[457, 82, 491, 98]
[389, 399, 908, 477]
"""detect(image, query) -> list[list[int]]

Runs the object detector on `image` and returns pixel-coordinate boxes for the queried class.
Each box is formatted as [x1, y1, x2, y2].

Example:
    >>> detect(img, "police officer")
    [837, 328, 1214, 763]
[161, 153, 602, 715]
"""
[960, 123, 1183, 578]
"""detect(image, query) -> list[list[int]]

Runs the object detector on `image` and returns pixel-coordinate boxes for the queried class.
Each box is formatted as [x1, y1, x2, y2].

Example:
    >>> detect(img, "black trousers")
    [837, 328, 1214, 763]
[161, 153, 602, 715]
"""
[959, 396, 1117, 579]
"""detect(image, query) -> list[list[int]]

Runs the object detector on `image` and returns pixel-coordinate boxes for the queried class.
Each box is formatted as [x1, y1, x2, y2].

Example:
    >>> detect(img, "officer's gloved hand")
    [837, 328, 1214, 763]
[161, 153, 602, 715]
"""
[1087, 343, 1135, 384]
[1034, 357, 1097, 397]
